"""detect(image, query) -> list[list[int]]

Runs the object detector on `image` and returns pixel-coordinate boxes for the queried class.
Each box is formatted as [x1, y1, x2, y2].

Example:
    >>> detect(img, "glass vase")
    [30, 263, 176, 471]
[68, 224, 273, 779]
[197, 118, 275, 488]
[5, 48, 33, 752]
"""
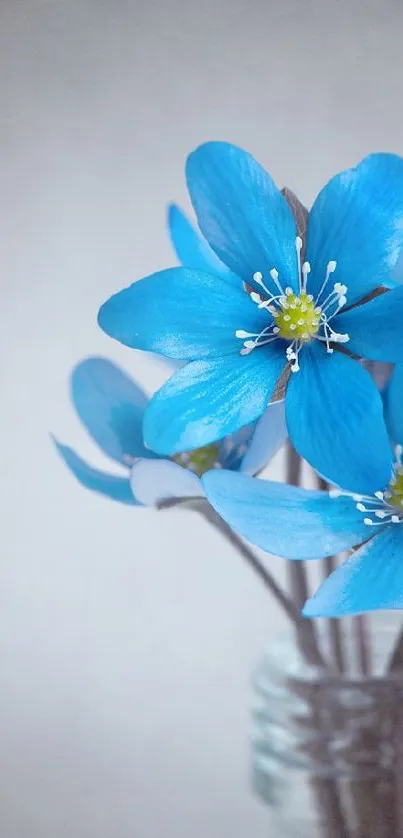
[252, 617, 403, 838]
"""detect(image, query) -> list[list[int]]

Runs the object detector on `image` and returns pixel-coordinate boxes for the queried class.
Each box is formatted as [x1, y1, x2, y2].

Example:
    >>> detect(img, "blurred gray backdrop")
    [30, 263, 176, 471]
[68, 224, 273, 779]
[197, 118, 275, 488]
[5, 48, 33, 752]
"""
[1, 0, 403, 836]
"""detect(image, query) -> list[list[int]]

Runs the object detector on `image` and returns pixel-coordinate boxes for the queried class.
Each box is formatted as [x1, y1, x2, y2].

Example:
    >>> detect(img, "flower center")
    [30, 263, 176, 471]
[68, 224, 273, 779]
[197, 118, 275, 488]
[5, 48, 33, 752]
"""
[173, 443, 221, 476]
[274, 290, 320, 341]
[386, 466, 403, 510]
[235, 237, 350, 372]
[330, 446, 403, 527]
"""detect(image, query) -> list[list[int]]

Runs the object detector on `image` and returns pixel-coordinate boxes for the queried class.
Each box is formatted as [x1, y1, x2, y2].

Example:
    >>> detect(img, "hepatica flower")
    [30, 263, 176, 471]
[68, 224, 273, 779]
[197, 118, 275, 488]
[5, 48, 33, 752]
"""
[53, 357, 286, 507]
[201, 380, 403, 617]
[99, 142, 403, 493]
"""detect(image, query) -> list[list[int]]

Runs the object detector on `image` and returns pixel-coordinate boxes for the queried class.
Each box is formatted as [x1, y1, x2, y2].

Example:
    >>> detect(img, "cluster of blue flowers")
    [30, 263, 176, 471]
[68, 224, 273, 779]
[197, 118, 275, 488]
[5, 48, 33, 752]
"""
[55, 141, 403, 619]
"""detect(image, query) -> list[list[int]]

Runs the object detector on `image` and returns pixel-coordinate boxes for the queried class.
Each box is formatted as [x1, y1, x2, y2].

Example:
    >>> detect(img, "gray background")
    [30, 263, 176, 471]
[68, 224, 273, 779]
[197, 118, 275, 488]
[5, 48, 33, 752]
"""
[1, 1, 403, 836]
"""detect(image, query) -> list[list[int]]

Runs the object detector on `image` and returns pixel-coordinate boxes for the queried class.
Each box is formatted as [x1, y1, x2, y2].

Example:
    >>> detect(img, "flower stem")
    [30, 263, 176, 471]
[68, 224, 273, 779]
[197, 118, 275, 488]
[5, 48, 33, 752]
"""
[198, 503, 327, 668]
[323, 556, 346, 673]
[315, 474, 347, 673]
[354, 615, 371, 676]
[387, 622, 403, 672]
[285, 444, 327, 669]
[159, 496, 328, 668]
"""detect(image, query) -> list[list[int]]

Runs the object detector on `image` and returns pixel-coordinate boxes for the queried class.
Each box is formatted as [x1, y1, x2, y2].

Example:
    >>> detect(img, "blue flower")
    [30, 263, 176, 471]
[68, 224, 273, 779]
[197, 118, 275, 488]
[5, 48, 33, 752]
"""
[99, 142, 403, 494]
[201, 421, 403, 618]
[53, 356, 287, 506]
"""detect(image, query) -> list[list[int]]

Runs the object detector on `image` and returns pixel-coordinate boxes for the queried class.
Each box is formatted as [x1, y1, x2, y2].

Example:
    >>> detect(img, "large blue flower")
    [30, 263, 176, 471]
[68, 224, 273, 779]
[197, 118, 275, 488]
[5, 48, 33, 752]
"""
[201, 402, 403, 617]
[53, 356, 287, 506]
[99, 142, 403, 494]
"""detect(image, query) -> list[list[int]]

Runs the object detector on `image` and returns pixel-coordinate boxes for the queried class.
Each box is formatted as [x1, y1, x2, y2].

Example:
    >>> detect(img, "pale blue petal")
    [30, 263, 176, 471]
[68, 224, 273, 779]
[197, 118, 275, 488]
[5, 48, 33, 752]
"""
[240, 400, 287, 475]
[53, 438, 137, 505]
[71, 357, 152, 464]
[303, 525, 403, 617]
[218, 425, 255, 471]
[384, 363, 403, 446]
[143, 349, 286, 455]
[130, 458, 203, 506]
[285, 343, 392, 494]
[186, 141, 299, 294]
[201, 470, 369, 560]
[336, 287, 403, 361]
[98, 268, 269, 360]
[167, 203, 241, 285]
[306, 153, 403, 306]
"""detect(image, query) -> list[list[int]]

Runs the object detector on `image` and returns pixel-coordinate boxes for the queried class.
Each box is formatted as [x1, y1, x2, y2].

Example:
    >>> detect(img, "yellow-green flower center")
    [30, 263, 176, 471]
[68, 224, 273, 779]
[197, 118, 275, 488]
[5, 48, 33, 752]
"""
[274, 291, 321, 341]
[388, 468, 403, 509]
[173, 443, 220, 476]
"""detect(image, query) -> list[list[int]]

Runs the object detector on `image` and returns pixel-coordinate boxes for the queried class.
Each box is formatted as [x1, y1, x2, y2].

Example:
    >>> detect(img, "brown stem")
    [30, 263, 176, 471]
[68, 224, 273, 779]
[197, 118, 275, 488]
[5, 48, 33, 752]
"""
[286, 444, 326, 668]
[160, 494, 328, 668]
[354, 615, 371, 677]
[198, 503, 327, 668]
[315, 474, 346, 673]
[387, 623, 403, 673]
[323, 556, 346, 673]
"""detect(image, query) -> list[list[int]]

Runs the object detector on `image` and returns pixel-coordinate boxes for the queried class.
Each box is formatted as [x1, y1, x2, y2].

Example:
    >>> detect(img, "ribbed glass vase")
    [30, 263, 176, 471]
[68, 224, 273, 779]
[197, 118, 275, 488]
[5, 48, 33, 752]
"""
[252, 618, 403, 838]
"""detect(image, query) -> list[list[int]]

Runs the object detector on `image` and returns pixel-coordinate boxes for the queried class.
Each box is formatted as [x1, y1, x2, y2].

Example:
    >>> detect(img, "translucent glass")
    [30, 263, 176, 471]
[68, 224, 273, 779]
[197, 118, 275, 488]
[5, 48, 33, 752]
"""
[252, 618, 403, 838]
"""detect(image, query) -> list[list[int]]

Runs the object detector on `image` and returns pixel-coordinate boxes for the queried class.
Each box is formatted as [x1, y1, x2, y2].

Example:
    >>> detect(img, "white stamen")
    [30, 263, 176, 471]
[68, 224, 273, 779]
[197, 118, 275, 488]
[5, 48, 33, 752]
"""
[250, 291, 261, 304]
[301, 261, 311, 292]
[295, 237, 303, 292]
[237, 253, 346, 374]
[269, 268, 284, 296]
[235, 329, 253, 338]
[315, 260, 338, 305]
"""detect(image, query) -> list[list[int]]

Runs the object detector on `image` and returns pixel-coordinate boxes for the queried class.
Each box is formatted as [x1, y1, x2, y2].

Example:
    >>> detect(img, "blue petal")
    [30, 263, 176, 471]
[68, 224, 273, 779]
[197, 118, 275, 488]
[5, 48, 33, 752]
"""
[186, 141, 299, 294]
[71, 357, 152, 464]
[130, 458, 202, 506]
[167, 203, 241, 285]
[384, 363, 403, 445]
[338, 287, 403, 363]
[306, 153, 403, 306]
[335, 287, 403, 362]
[143, 350, 286, 455]
[98, 268, 269, 360]
[52, 438, 138, 505]
[218, 424, 256, 472]
[201, 470, 369, 560]
[303, 525, 403, 617]
[285, 343, 392, 494]
[240, 400, 288, 475]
